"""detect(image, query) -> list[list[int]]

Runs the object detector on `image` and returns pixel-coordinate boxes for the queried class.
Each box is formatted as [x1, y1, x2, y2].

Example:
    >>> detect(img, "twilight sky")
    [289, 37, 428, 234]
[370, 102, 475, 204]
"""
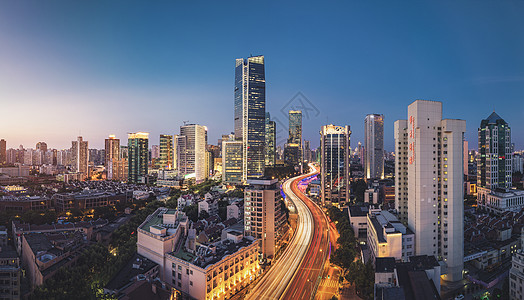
[1, 1, 524, 151]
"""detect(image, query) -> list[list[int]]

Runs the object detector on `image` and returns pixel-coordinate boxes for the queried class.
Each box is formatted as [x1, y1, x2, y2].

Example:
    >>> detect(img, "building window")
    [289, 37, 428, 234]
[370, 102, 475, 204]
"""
[190, 281, 193, 286]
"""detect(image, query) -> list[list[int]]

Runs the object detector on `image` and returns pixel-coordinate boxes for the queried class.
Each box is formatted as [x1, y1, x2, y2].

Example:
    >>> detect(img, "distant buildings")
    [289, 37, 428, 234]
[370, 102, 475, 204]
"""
[320, 124, 351, 206]
[244, 178, 285, 258]
[104, 135, 120, 167]
[265, 112, 276, 167]
[128, 132, 149, 183]
[177, 124, 207, 182]
[284, 111, 302, 168]
[0, 139, 6, 166]
[394, 100, 465, 282]
[71, 136, 89, 179]
[234, 56, 266, 179]
[364, 114, 384, 180]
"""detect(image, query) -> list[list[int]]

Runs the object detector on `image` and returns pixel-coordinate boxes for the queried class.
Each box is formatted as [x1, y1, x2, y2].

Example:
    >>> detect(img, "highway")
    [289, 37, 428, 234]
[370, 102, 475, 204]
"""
[246, 164, 329, 300]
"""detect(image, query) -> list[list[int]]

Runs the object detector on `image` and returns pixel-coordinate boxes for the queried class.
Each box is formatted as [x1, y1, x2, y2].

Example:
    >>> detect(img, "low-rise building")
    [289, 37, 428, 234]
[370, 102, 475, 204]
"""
[477, 186, 524, 214]
[199, 199, 219, 217]
[348, 205, 371, 238]
[53, 189, 133, 212]
[367, 210, 414, 262]
[510, 250, 524, 300]
[0, 246, 21, 300]
[104, 253, 160, 296]
[0, 195, 51, 211]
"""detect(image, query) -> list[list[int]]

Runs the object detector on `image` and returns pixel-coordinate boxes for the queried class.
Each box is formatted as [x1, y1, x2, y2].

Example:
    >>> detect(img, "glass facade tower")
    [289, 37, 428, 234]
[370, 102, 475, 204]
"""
[128, 132, 149, 183]
[159, 134, 174, 169]
[320, 125, 351, 206]
[265, 112, 276, 167]
[234, 56, 266, 179]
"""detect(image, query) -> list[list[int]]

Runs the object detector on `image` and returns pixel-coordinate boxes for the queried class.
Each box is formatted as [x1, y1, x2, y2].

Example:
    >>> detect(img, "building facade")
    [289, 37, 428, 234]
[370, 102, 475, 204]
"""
[234, 56, 266, 180]
[159, 134, 174, 169]
[364, 114, 384, 180]
[394, 120, 409, 225]
[104, 135, 120, 168]
[396, 100, 465, 282]
[0, 139, 6, 166]
[510, 250, 524, 300]
[222, 140, 244, 185]
[178, 124, 207, 182]
[71, 136, 89, 179]
[264, 112, 276, 167]
[367, 210, 414, 263]
[128, 132, 149, 183]
[320, 125, 351, 206]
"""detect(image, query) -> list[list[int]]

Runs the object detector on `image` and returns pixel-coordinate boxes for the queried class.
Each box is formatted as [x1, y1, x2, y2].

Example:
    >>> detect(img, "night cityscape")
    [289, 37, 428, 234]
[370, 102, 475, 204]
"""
[1, 1, 524, 300]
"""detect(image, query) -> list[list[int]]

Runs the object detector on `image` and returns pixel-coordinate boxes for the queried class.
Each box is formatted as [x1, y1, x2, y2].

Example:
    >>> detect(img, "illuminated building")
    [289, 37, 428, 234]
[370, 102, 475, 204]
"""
[394, 120, 409, 225]
[303, 140, 311, 163]
[395, 100, 465, 282]
[128, 132, 149, 183]
[364, 114, 384, 179]
[283, 143, 300, 167]
[367, 210, 414, 262]
[222, 138, 243, 185]
[104, 135, 120, 167]
[159, 134, 174, 169]
[265, 112, 276, 167]
[71, 136, 89, 180]
[234, 56, 266, 180]
[177, 124, 207, 182]
[288, 110, 302, 164]
[244, 178, 285, 258]
[320, 124, 351, 206]
[477, 111, 512, 190]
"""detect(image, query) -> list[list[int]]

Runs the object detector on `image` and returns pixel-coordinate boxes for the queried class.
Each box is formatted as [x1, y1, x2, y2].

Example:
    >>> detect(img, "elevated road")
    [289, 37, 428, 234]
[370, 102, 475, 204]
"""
[246, 164, 328, 300]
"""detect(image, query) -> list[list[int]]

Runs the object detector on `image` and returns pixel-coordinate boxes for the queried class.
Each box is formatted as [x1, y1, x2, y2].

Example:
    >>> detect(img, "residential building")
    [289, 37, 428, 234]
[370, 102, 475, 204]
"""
[320, 124, 351, 206]
[395, 100, 465, 282]
[0, 246, 20, 300]
[367, 210, 414, 262]
[364, 114, 384, 180]
[178, 124, 207, 182]
[394, 120, 409, 225]
[265, 112, 276, 167]
[128, 132, 149, 183]
[71, 136, 89, 179]
[0, 139, 6, 166]
[303, 140, 311, 163]
[244, 178, 284, 258]
[348, 206, 371, 238]
[510, 250, 524, 300]
[105, 135, 120, 167]
[198, 198, 219, 217]
[234, 56, 266, 180]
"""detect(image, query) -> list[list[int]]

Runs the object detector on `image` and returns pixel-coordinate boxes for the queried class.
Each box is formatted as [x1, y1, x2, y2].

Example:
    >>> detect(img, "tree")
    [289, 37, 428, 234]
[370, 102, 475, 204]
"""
[183, 204, 199, 222]
[199, 210, 210, 220]
[345, 260, 374, 300]
[351, 180, 367, 203]
[218, 200, 229, 221]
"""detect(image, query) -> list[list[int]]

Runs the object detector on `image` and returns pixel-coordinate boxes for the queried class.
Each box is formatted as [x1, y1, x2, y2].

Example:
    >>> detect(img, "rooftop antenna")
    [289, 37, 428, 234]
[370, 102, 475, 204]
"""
[183, 120, 189, 125]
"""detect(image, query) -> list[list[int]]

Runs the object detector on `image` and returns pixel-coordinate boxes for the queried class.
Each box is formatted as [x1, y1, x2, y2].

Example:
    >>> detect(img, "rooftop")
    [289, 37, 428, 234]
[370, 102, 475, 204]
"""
[105, 253, 158, 291]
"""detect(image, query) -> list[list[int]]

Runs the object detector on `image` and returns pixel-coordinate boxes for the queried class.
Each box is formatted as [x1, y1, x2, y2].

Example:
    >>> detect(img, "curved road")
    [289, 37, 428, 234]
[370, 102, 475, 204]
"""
[246, 165, 329, 300]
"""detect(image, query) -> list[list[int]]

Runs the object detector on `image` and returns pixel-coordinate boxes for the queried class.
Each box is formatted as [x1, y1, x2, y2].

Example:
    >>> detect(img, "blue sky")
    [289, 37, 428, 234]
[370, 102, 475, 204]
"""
[1, 1, 523, 150]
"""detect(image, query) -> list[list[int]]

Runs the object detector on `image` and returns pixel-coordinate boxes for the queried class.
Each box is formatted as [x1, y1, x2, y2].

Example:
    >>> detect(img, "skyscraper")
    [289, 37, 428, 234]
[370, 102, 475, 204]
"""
[71, 136, 89, 179]
[36, 142, 47, 152]
[394, 120, 409, 225]
[303, 140, 311, 163]
[235, 55, 266, 179]
[395, 100, 465, 282]
[159, 134, 174, 169]
[364, 114, 384, 179]
[0, 139, 6, 166]
[104, 135, 120, 166]
[128, 132, 149, 183]
[265, 112, 276, 167]
[477, 111, 512, 190]
[320, 125, 351, 206]
[285, 110, 303, 168]
[222, 139, 244, 185]
[177, 124, 207, 182]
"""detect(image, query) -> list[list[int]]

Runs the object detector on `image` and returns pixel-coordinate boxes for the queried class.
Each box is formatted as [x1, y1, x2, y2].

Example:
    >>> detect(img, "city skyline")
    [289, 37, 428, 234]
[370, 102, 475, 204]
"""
[2, 1, 524, 150]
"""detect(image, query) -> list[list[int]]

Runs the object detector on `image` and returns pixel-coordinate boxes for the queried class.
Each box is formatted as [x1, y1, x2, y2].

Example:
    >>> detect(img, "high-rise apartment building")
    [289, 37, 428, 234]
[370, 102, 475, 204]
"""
[36, 142, 47, 153]
[320, 125, 351, 206]
[394, 120, 409, 225]
[128, 132, 149, 183]
[395, 100, 465, 282]
[0, 139, 6, 166]
[104, 135, 120, 166]
[159, 134, 174, 169]
[303, 140, 311, 163]
[234, 56, 266, 179]
[244, 178, 284, 258]
[71, 136, 89, 179]
[265, 112, 276, 167]
[177, 124, 207, 182]
[285, 110, 303, 168]
[477, 111, 512, 190]
[364, 114, 384, 179]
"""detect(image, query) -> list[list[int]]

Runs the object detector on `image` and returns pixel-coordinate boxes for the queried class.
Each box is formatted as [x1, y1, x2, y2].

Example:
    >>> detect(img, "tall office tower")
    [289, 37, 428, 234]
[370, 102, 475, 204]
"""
[303, 140, 311, 163]
[265, 112, 276, 167]
[222, 140, 244, 184]
[244, 178, 284, 258]
[394, 120, 409, 225]
[463, 140, 469, 176]
[364, 114, 384, 179]
[151, 145, 160, 160]
[177, 124, 207, 182]
[477, 112, 512, 190]
[395, 100, 465, 282]
[234, 55, 266, 179]
[104, 135, 120, 166]
[71, 136, 89, 179]
[159, 134, 174, 169]
[128, 132, 149, 183]
[288, 110, 303, 162]
[0, 139, 6, 166]
[320, 125, 351, 206]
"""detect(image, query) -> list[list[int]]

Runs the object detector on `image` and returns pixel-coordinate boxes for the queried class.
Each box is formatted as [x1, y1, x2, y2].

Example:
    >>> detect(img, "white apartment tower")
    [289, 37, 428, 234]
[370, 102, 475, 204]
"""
[394, 120, 409, 225]
[395, 100, 465, 282]
[71, 136, 89, 180]
[364, 114, 384, 179]
[177, 124, 207, 183]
